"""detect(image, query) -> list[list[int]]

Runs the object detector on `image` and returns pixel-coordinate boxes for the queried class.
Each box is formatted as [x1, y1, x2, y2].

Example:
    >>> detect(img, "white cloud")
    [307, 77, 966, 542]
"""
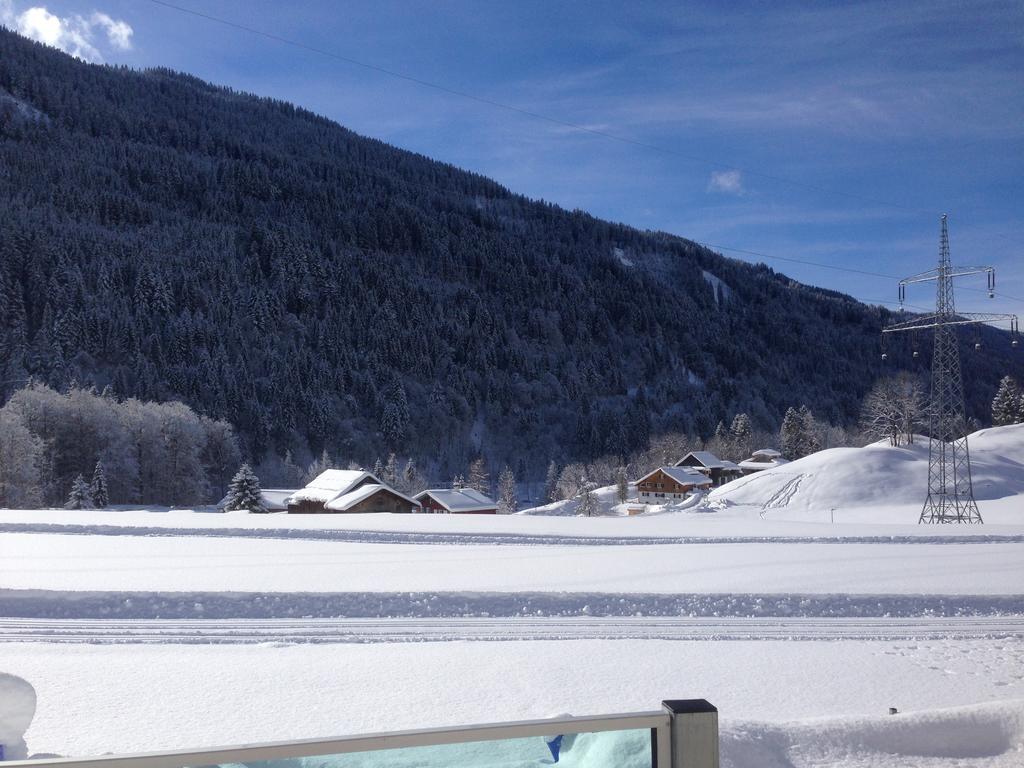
[1, 2, 133, 63]
[708, 169, 743, 195]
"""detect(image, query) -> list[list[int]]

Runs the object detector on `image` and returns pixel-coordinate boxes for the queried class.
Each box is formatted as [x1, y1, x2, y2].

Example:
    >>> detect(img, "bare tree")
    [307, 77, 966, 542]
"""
[860, 374, 927, 447]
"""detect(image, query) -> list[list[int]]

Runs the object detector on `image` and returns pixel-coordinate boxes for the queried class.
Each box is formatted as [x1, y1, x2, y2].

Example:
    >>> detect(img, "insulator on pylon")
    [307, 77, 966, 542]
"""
[912, 350, 919, 358]
[975, 342, 982, 351]
[881, 352, 888, 361]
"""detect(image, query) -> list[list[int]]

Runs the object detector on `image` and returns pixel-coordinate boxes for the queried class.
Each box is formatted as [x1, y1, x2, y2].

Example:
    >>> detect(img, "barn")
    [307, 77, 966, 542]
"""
[635, 466, 712, 504]
[414, 487, 498, 514]
[675, 451, 743, 487]
[286, 470, 420, 514]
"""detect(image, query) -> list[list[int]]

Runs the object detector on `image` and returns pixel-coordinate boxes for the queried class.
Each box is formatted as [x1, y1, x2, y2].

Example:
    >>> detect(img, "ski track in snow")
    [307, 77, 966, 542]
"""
[4, 522, 1023, 546]
[4, 590, 1023, 621]
[3, 616, 1023, 645]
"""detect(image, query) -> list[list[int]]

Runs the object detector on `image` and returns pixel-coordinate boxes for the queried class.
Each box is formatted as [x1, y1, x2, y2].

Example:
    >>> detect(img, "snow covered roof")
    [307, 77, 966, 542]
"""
[738, 457, 790, 471]
[677, 451, 740, 470]
[636, 466, 713, 486]
[751, 448, 782, 458]
[287, 470, 380, 504]
[324, 483, 421, 512]
[415, 488, 497, 512]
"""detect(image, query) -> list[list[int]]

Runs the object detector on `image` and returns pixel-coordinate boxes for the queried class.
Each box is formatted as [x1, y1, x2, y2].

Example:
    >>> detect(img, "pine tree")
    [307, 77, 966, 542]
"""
[402, 458, 423, 494]
[730, 413, 753, 458]
[615, 465, 629, 504]
[90, 460, 109, 508]
[385, 453, 398, 486]
[799, 405, 821, 456]
[373, 457, 385, 479]
[65, 474, 93, 509]
[780, 407, 804, 460]
[992, 376, 1022, 426]
[497, 466, 517, 515]
[577, 480, 596, 517]
[380, 379, 410, 448]
[468, 457, 489, 494]
[544, 460, 559, 503]
[224, 463, 265, 513]
[451, 473, 466, 489]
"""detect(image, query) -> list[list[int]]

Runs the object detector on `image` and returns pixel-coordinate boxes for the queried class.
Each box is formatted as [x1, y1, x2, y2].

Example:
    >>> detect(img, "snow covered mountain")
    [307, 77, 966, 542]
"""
[1, 28, 1021, 477]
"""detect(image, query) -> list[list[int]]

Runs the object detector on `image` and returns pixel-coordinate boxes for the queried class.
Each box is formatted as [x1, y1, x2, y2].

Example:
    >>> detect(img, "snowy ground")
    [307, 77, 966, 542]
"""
[3, 427, 1024, 767]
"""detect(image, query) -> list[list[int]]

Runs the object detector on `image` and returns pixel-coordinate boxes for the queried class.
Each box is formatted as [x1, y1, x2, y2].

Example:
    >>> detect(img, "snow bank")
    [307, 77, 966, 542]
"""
[0, 673, 36, 761]
[721, 699, 1024, 767]
[710, 423, 1024, 521]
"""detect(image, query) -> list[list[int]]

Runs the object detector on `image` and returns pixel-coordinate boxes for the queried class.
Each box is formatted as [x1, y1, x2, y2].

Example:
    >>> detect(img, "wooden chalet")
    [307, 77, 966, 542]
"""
[635, 466, 712, 504]
[286, 470, 420, 514]
[414, 487, 498, 514]
[675, 451, 743, 487]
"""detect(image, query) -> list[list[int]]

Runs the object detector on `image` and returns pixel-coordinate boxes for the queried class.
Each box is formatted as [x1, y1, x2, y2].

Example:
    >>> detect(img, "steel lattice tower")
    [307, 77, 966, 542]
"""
[883, 215, 1018, 524]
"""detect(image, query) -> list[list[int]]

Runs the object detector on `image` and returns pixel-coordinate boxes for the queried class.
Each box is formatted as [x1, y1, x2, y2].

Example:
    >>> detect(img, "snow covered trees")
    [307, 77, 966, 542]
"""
[0, 382, 239, 507]
[544, 461, 559, 503]
[861, 374, 927, 446]
[780, 406, 821, 460]
[615, 465, 629, 504]
[224, 464, 265, 513]
[497, 466, 517, 515]
[730, 413, 753, 458]
[992, 376, 1023, 426]
[0, 410, 43, 508]
[467, 457, 489, 495]
[65, 474, 92, 509]
[576, 480, 596, 517]
[90, 461, 108, 508]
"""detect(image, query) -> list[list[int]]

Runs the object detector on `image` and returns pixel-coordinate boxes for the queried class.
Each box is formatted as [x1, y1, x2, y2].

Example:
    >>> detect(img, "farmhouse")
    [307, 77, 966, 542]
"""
[675, 450, 743, 487]
[286, 470, 420, 514]
[635, 466, 713, 504]
[738, 448, 790, 475]
[415, 487, 497, 514]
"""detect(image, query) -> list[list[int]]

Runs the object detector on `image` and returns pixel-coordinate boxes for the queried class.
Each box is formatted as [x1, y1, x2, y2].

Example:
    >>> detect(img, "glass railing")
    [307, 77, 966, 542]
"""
[6, 700, 720, 768]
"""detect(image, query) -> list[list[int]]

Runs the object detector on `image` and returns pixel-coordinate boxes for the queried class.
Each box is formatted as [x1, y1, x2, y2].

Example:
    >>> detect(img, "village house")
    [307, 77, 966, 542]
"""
[738, 448, 790, 475]
[635, 466, 713, 504]
[674, 451, 743, 487]
[286, 470, 420, 514]
[414, 487, 498, 514]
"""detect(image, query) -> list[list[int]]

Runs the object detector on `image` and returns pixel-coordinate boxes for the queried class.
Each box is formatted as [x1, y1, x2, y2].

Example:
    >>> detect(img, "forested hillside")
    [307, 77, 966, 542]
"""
[1, 28, 1020, 480]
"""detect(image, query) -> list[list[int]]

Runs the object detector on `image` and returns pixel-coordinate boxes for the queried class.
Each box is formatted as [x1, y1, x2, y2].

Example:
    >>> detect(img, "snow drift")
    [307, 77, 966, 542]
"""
[0, 673, 36, 761]
[709, 423, 1024, 519]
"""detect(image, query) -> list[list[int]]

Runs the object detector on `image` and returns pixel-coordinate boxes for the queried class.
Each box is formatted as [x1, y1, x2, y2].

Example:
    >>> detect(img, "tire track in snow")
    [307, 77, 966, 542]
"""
[3, 590, 1023, 620]
[3, 523, 1022, 547]
[2, 616, 1022, 644]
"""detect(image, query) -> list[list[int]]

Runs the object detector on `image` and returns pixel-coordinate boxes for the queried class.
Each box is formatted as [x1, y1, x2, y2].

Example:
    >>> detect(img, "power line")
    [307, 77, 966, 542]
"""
[146, 0, 937, 217]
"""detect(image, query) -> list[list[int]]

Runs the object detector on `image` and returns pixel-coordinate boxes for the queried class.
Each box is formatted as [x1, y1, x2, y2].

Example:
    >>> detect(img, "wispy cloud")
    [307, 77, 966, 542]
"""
[1, 1, 133, 62]
[707, 169, 743, 195]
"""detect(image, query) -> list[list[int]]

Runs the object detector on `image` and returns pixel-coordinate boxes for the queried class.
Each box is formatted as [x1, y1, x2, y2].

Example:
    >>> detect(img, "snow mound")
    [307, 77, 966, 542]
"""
[0, 673, 36, 761]
[722, 699, 1024, 767]
[709, 423, 1024, 520]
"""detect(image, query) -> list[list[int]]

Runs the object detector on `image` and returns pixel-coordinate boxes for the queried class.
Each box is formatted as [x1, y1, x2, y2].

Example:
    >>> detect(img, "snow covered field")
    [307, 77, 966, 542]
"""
[2, 425, 1024, 766]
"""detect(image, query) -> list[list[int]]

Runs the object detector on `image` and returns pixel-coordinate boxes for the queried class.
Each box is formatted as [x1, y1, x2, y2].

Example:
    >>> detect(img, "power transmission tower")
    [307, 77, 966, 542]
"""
[882, 215, 1019, 524]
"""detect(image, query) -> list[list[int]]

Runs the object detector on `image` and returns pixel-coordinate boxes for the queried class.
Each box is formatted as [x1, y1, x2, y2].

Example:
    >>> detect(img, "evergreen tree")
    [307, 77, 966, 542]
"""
[90, 460, 109, 508]
[468, 457, 489, 494]
[65, 474, 92, 509]
[304, 449, 334, 483]
[373, 457, 385, 479]
[577, 480, 596, 517]
[799, 405, 822, 456]
[730, 413, 753, 457]
[615, 465, 629, 504]
[385, 453, 399, 486]
[497, 466, 517, 515]
[401, 458, 423, 494]
[451, 473, 466, 489]
[780, 407, 805, 460]
[543, 460, 559, 503]
[380, 380, 410, 448]
[992, 376, 1021, 426]
[224, 463, 265, 513]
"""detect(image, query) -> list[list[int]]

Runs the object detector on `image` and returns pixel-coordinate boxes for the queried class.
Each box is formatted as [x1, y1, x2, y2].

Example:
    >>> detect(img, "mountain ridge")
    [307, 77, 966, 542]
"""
[1, 27, 1019, 478]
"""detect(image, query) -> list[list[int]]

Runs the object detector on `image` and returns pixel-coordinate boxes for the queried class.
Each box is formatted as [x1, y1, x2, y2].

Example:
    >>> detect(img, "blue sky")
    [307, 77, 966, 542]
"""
[4, 0, 1022, 317]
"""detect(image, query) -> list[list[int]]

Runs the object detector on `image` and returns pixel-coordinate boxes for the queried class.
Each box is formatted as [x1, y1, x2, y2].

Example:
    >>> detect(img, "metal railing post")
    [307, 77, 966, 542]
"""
[662, 699, 719, 768]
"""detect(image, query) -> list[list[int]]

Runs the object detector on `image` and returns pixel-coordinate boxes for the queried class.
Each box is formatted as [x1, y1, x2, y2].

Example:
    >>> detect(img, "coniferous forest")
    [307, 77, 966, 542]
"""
[1, 28, 1021, 485]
